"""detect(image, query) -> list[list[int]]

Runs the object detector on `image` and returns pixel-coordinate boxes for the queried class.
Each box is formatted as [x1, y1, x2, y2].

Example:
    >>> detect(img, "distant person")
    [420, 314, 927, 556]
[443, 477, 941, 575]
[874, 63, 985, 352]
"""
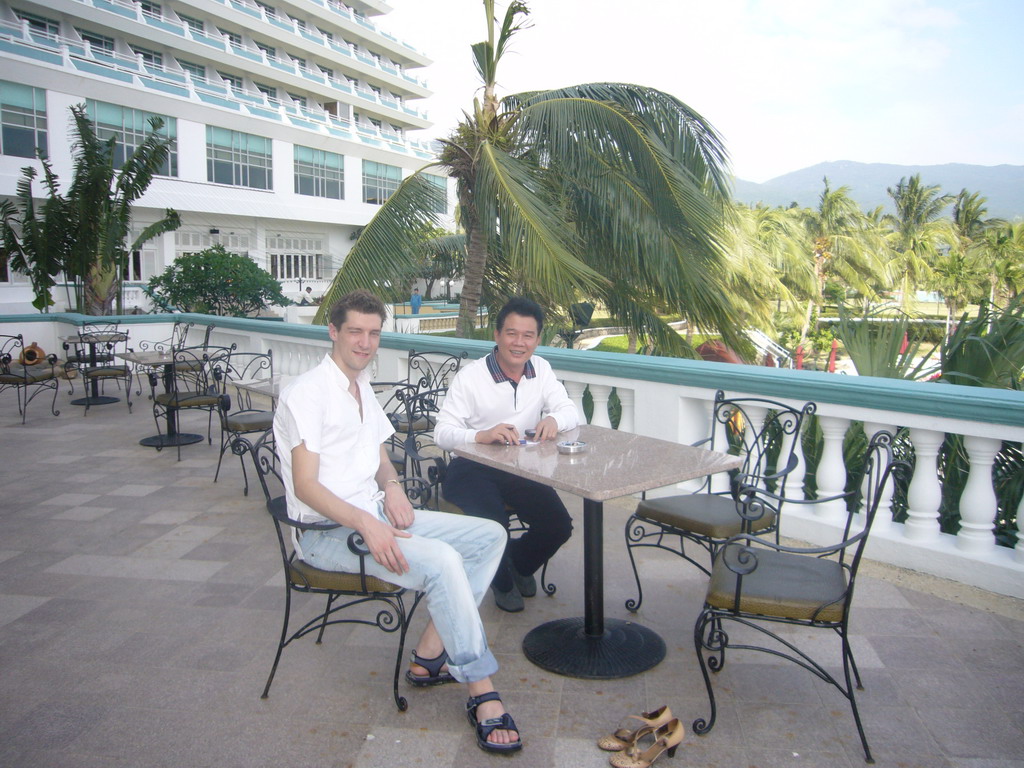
[300, 286, 314, 306]
[434, 297, 578, 612]
[410, 287, 422, 314]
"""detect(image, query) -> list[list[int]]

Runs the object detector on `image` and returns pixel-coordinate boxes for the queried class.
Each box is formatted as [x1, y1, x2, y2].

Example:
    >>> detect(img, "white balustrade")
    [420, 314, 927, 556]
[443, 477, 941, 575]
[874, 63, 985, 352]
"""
[957, 435, 1001, 553]
[904, 428, 944, 540]
[814, 415, 851, 520]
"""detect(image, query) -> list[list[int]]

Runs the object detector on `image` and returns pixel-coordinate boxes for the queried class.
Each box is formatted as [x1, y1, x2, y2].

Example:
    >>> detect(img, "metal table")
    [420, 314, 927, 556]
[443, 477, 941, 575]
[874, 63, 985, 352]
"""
[117, 350, 204, 448]
[453, 424, 741, 679]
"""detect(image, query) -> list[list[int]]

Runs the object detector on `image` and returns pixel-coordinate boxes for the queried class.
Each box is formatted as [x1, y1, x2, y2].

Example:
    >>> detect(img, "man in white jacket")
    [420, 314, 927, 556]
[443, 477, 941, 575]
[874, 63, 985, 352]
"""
[434, 297, 579, 612]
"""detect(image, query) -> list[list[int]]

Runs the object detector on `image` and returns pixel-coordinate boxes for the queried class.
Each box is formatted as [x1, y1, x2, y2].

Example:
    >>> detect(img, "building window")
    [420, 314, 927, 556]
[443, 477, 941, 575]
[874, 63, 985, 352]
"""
[294, 145, 343, 199]
[139, 1, 161, 18]
[178, 13, 203, 34]
[78, 29, 114, 53]
[218, 72, 242, 91]
[267, 235, 324, 280]
[254, 82, 277, 100]
[319, 65, 333, 80]
[362, 160, 400, 204]
[130, 45, 163, 68]
[424, 174, 448, 214]
[289, 54, 306, 69]
[206, 126, 272, 189]
[0, 81, 47, 159]
[255, 1, 276, 17]
[177, 58, 205, 80]
[15, 9, 59, 38]
[218, 28, 242, 47]
[289, 93, 307, 108]
[317, 27, 332, 41]
[255, 41, 276, 59]
[86, 100, 177, 176]
[289, 15, 306, 30]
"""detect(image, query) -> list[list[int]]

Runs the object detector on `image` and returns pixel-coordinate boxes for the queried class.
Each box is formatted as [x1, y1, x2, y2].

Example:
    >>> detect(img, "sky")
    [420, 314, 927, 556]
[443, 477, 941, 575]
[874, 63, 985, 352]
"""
[380, 0, 1024, 183]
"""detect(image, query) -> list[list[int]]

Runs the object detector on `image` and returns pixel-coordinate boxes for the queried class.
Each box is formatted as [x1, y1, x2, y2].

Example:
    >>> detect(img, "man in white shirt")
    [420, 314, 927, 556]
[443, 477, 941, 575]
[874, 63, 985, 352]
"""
[435, 297, 579, 613]
[273, 290, 521, 753]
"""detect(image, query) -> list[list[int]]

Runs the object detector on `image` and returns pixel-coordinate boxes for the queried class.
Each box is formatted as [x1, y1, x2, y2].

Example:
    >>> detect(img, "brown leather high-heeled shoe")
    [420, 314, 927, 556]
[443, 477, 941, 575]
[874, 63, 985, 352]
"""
[596, 705, 673, 752]
[609, 718, 684, 768]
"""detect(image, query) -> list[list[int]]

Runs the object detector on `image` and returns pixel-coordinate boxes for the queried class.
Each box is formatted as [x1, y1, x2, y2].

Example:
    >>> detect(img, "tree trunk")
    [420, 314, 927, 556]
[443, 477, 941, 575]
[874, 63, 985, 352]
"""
[627, 332, 638, 354]
[458, 216, 487, 338]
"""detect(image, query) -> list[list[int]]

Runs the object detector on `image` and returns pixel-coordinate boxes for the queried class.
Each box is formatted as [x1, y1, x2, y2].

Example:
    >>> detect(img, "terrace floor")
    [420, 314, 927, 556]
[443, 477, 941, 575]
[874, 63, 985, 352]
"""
[1, 382, 1023, 768]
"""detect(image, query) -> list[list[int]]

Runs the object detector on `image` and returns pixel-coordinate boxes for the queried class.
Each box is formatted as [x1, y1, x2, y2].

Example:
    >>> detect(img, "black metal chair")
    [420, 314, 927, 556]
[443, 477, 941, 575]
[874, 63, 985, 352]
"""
[214, 350, 274, 495]
[80, 330, 133, 415]
[0, 334, 60, 423]
[405, 348, 467, 391]
[624, 390, 816, 611]
[148, 344, 232, 460]
[249, 430, 425, 711]
[132, 320, 193, 396]
[693, 430, 905, 764]
[62, 321, 121, 394]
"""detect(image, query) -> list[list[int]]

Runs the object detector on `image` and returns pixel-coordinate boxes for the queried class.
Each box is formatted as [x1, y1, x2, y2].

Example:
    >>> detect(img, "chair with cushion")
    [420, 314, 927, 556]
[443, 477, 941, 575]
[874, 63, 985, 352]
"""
[249, 430, 424, 711]
[0, 334, 60, 423]
[214, 350, 274, 495]
[80, 330, 133, 415]
[149, 344, 232, 460]
[61, 321, 121, 394]
[132, 320, 193, 396]
[692, 430, 904, 764]
[624, 390, 816, 611]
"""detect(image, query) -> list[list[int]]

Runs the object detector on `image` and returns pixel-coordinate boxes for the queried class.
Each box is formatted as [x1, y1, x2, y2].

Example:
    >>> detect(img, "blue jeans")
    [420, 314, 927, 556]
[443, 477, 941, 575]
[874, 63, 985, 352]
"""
[300, 509, 506, 683]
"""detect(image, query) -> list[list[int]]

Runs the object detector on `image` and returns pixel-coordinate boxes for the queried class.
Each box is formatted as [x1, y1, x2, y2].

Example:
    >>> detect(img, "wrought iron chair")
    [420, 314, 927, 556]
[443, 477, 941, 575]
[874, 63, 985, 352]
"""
[405, 348, 468, 391]
[214, 350, 274, 495]
[249, 430, 426, 711]
[80, 330, 133, 415]
[148, 344, 232, 460]
[624, 390, 816, 611]
[132, 320, 193, 396]
[0, 334, 60, 423]
[693, 430, 905, 764]
[62, 321, 121, 393]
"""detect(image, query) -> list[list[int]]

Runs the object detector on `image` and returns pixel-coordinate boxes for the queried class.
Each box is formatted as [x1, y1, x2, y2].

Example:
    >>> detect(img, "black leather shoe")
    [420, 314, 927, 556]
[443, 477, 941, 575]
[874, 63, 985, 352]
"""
[492, 584, 524, 612]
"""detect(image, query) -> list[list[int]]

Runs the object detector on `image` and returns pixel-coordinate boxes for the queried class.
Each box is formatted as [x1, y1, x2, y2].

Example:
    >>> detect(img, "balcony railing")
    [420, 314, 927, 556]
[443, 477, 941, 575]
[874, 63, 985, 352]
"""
[4, 311, 1022, 599]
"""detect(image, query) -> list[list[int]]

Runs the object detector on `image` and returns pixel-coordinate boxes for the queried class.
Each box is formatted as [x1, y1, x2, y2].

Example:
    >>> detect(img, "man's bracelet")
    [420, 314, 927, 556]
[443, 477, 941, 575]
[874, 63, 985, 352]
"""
[384, 479, 402, 490]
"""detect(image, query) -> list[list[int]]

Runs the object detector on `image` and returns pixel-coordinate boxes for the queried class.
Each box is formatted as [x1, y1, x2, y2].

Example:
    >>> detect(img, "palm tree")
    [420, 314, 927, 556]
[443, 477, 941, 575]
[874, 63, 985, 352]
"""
[65, 104, 181, 315]
[794, 178, 886, 341]
[883, 174, 955, 308]
[319, 0, 739, 352]
[0, 158, 70, 312]
[981, 222, 1024, 302]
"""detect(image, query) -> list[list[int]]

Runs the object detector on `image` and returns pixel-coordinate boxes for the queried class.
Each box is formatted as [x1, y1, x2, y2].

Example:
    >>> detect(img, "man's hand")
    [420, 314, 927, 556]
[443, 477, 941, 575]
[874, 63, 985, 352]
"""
[476, 423, 521, 445]
[532, 416, 560, 441]
[383, 482, 415, 530]
[359, 515, 412, 575]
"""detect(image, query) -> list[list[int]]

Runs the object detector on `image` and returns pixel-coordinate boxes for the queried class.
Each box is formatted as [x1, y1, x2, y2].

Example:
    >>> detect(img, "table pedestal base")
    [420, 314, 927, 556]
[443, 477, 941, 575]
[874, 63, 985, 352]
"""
[139, 433, 204, 448]
[522, 617, 666, 679]
[71, 395, 119, 406]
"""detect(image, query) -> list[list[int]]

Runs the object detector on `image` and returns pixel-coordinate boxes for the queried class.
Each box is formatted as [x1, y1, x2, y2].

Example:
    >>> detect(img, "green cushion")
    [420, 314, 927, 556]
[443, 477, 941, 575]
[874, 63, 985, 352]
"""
[637, 493, 775, 539]
[156, 391, 219, 407]
[289, 559, 402, 594]
[706, 548, 848, 623]
[226, 411, 273, 432]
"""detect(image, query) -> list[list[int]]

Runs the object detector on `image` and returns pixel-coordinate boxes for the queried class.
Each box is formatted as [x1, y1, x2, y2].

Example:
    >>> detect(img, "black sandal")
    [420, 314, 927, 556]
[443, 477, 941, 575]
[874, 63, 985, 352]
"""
[466, 691, 523, 754]
[404, 649, 456, 687]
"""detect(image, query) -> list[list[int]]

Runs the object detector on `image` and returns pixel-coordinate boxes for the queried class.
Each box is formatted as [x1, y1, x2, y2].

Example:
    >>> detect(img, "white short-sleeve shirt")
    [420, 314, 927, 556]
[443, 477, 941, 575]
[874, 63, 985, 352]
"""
[273, 354, 395, 524]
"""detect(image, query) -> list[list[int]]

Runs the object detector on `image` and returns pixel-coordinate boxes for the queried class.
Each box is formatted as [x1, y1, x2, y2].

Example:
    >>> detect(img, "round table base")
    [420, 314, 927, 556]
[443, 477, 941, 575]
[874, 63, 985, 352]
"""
[522, 617, 666, 679]
[139, 433, 204, 448]
[71, 395, 119, 406]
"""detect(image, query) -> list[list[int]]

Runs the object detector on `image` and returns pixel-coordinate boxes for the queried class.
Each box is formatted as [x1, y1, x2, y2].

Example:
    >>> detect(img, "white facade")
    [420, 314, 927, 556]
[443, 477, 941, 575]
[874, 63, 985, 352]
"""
[0, 0, 445, 311]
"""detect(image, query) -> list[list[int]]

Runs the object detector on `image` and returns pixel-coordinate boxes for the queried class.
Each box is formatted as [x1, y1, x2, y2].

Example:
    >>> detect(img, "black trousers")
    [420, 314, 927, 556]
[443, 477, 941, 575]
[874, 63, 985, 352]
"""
[442, 457, 573, 590]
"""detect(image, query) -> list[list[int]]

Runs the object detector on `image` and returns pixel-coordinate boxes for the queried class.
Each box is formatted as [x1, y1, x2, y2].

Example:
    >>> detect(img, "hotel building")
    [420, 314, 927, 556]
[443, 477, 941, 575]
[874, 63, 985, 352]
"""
[0, 0, 442, 311]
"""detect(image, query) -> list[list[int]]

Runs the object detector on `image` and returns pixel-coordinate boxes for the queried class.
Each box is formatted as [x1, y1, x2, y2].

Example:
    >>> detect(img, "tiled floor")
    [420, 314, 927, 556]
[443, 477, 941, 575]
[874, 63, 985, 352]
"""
[1, 383, 1023, 768]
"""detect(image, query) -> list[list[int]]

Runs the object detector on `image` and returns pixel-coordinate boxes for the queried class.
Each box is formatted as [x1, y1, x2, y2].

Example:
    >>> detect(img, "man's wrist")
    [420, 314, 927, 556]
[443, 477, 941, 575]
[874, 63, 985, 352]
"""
[383, 478, 402, 491]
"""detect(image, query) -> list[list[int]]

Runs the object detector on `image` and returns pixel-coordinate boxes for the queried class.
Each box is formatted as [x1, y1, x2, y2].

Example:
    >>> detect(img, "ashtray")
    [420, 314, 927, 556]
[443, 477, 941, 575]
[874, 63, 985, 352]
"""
[557, 440, 587, 455]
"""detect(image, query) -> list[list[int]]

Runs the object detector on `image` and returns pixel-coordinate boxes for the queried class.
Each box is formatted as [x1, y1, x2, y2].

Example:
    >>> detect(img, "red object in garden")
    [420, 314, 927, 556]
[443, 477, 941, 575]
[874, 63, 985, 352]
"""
[795, 345, 804, 369]
[828, 338, 838, 373]
[900, 332, 908, 354]
[763, 352, 776, 367]
[696, 340, 745, 365]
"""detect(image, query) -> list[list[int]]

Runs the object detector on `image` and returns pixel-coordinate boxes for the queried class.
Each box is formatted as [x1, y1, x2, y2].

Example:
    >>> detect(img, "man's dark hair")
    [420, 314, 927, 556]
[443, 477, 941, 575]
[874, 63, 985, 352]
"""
[329, 289, 387, 328]
[496, 297, 544, 332]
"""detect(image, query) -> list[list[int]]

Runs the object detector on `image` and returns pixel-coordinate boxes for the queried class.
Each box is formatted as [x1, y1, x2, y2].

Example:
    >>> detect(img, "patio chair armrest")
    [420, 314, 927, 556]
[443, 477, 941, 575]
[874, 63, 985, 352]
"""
[718, 530, 866, 575]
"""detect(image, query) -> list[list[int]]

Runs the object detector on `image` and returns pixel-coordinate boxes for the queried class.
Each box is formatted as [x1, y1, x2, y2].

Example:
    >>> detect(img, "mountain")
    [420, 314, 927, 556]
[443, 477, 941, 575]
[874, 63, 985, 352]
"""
[733, 161, 1024, 220]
